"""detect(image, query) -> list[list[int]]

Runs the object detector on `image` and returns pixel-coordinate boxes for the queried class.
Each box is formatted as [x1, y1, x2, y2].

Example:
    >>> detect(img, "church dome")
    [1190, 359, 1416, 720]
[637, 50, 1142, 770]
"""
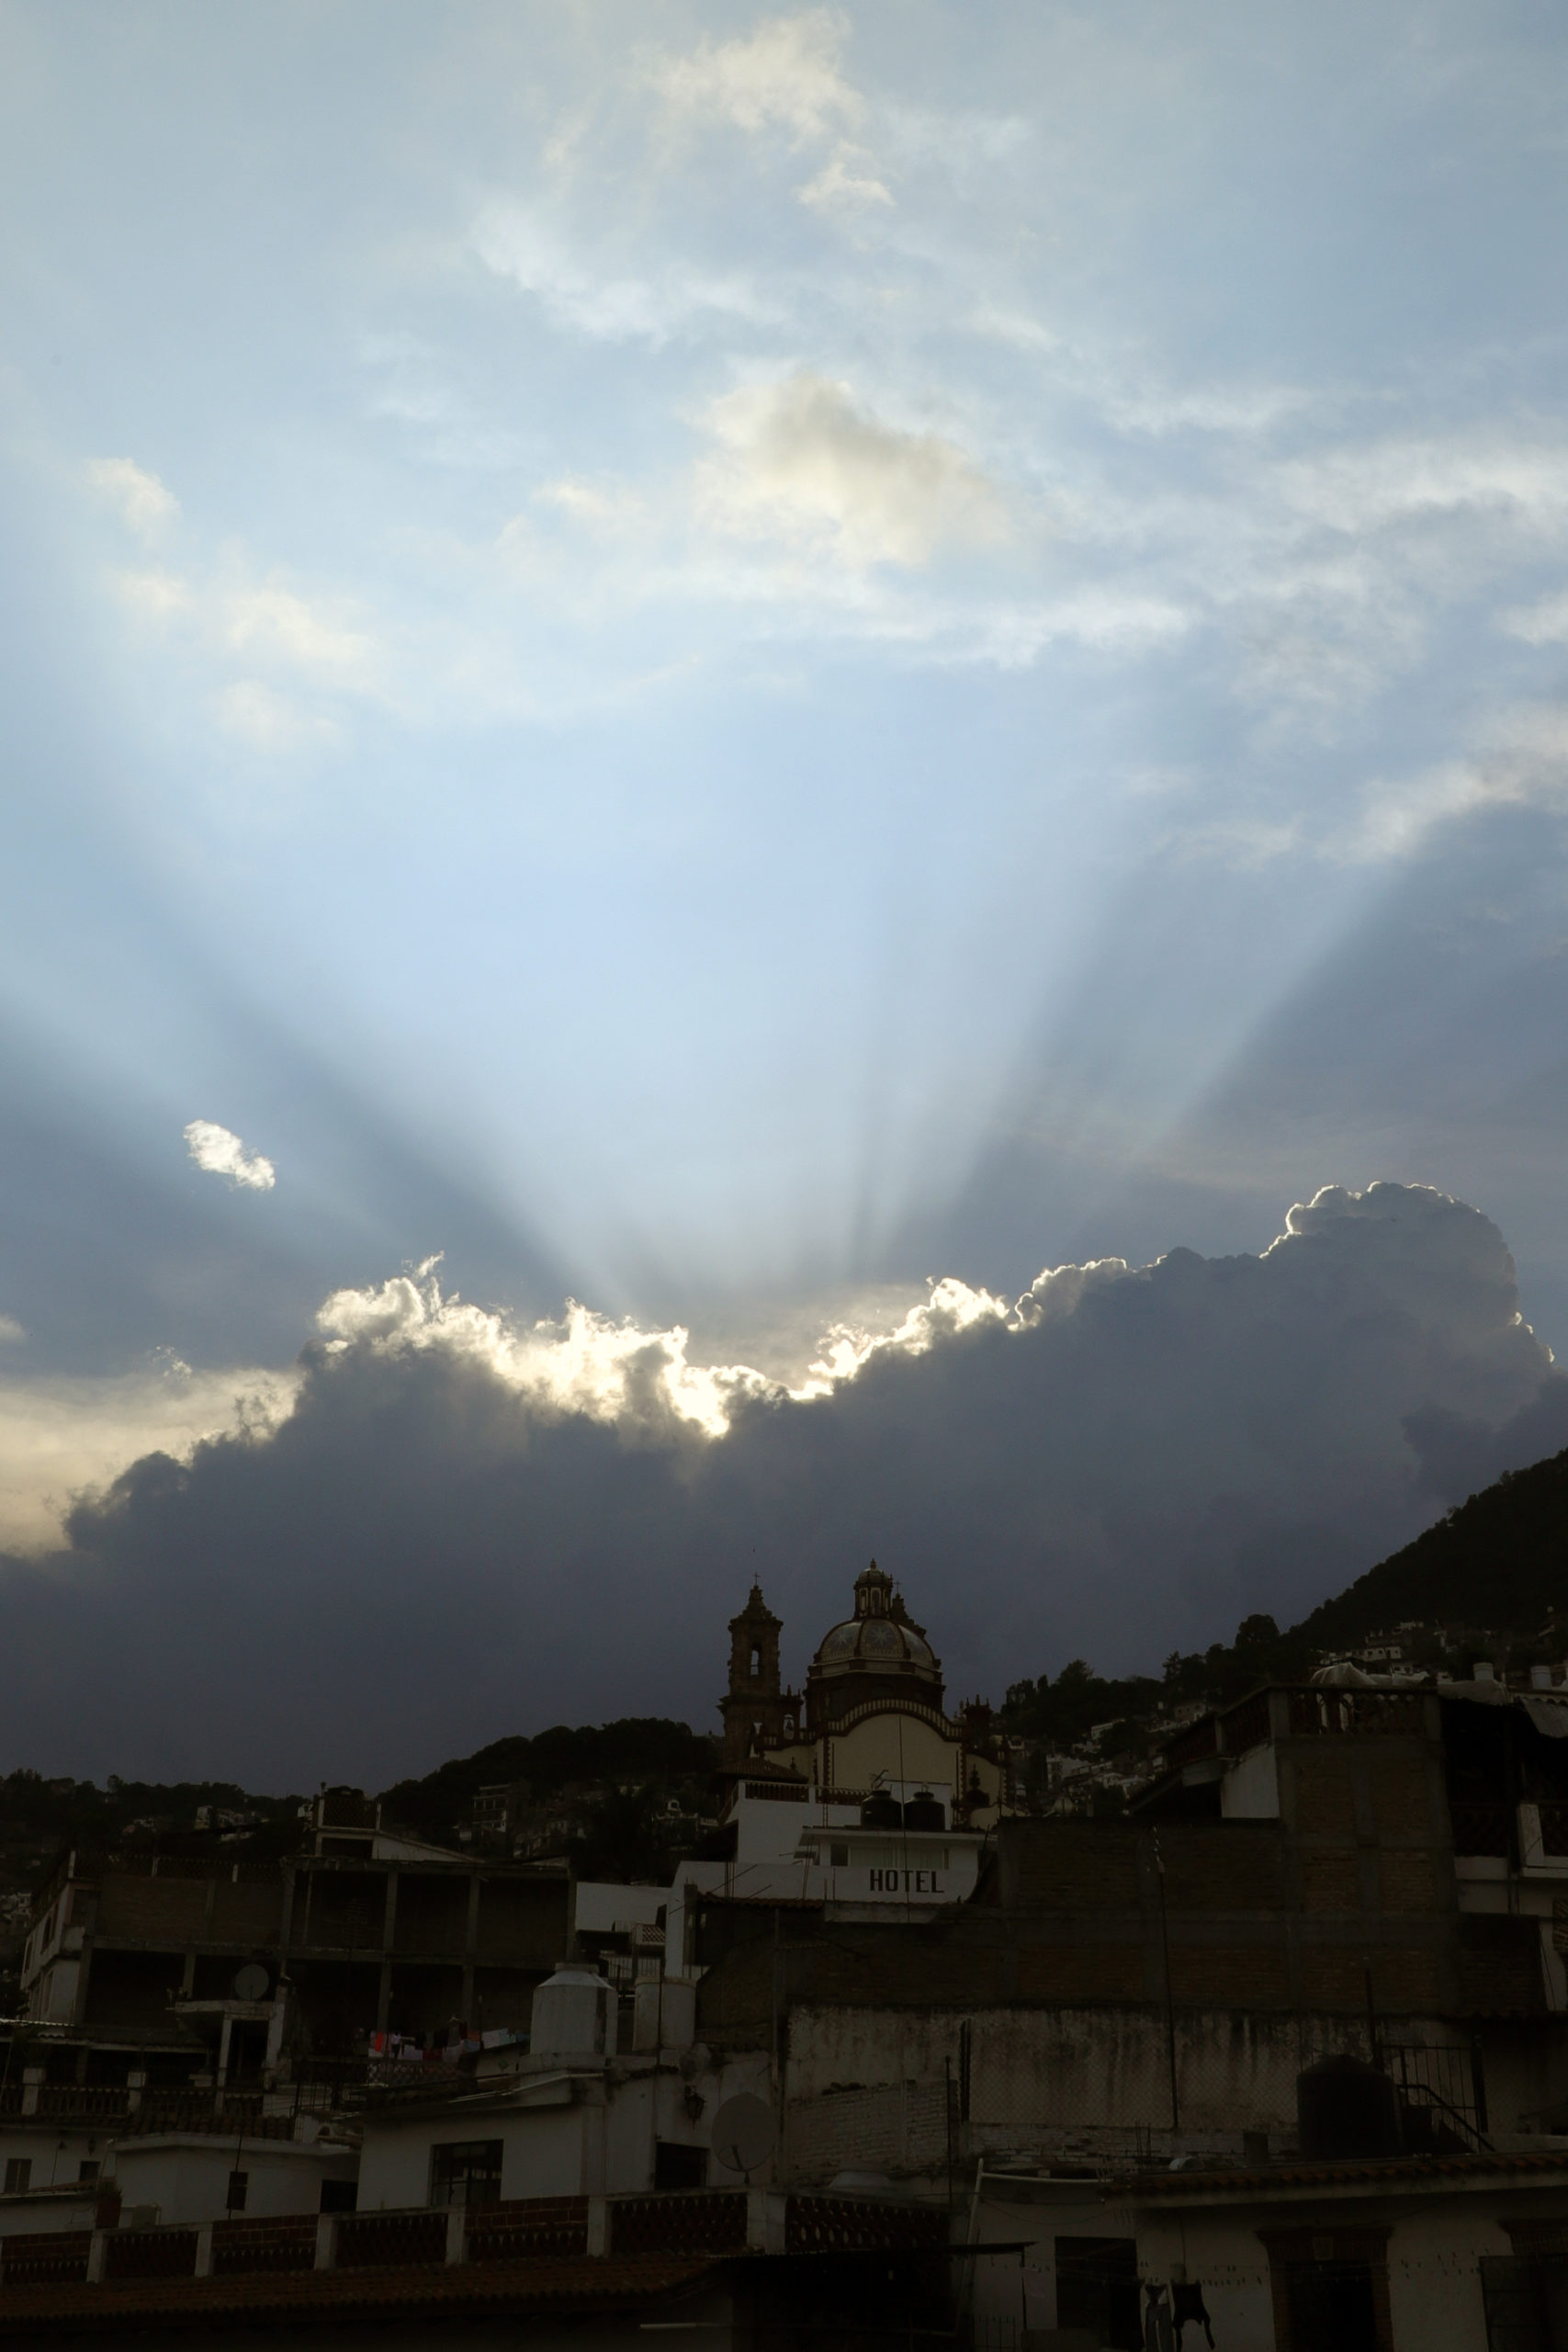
[810, 1563, 942, 1688]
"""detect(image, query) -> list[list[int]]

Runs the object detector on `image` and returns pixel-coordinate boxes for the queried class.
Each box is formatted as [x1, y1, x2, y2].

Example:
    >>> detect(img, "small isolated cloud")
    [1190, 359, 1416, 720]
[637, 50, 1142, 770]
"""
[697, 372, 1010, 568]
[183, 1120, 276, 1193]
[531, 475, 650, 537]
[796, 144, 893, 213]
[216, 680, 339, 752]
[0, 1316, 25, 1347]
[653, 10, 862, 145]
[86, 457, 178, 539]
[473, 206, 774, 345]
[224, 585, 376, 676]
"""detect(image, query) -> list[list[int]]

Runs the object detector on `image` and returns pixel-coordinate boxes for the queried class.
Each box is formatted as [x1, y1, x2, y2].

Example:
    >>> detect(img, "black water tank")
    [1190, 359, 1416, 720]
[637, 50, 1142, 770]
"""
[1296, 2055, 1401, 2158]
[902, 1792, 946, 1831]
[861, 1792, 901, 1828]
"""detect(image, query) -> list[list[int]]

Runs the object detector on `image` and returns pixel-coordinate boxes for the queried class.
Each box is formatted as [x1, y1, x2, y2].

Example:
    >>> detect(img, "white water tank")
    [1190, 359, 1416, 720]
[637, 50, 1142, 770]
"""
[530, 1962, 616, 2060]
[632, 1976, 696, 2055]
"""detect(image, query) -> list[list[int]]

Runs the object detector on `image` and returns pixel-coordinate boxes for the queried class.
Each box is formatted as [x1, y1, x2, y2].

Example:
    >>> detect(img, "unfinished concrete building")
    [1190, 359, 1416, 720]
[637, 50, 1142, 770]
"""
[17, 1789, 571, 2077]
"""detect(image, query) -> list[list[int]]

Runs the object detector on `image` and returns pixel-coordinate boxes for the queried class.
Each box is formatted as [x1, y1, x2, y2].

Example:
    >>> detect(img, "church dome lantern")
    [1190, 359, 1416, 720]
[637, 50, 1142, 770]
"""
[807, 1561, 945, 1724]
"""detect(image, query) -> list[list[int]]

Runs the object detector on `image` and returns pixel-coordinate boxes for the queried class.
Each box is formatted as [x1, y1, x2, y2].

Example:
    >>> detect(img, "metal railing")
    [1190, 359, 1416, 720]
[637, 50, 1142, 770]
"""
[1380, 2040, 1491, 2154]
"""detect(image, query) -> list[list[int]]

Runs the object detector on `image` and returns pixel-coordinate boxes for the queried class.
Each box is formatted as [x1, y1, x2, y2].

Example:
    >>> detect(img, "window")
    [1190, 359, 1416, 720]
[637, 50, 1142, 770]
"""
[320, 2179, 357, 2213]
[5, 2157, 31, 2195]
[1055, 2237, 1140, 2351]
[654, 2141, 707, 2190]
[1283, 2261, 1381, 2351]
[750, 1647, 761, 1678]
[829, 1842, 850, 1868]
[430, 2139, 503, 2208]
[77, 2161, 99, 2185]
[226, 2170, 248, 2211]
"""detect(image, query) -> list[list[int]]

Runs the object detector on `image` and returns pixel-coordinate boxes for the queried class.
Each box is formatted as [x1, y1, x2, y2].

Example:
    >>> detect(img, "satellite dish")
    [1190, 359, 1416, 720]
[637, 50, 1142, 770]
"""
[709, 2092, 775, 2178]
[232, 1963, 270, 2002]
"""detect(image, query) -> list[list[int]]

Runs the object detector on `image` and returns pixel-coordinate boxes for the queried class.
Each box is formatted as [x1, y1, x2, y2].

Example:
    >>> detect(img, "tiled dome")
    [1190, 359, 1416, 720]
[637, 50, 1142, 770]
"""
[811, 1563, 941, 1686]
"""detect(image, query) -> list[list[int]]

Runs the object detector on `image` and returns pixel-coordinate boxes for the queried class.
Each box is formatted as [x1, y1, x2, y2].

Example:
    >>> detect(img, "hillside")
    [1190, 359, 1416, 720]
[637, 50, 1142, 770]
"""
[376, 1717, 719, 1848]
[1294, 1443, 1568, 1653]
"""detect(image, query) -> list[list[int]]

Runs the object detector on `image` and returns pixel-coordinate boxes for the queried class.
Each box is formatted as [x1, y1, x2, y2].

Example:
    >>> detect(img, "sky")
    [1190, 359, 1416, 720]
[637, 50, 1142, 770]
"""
[5, 2, 1568, 1783]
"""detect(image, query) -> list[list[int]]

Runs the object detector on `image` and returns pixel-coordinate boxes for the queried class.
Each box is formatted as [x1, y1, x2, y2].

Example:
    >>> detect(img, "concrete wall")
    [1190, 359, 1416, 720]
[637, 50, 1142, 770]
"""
[356, 2048, 773, 2214]
[781, 2002, 1519, 2174]
[0, 2125, 103, 2196]
[575, 1885, 666, 1936]
[1130, 2204, 1307, 2352]
[971, 2184, 1518, 2352]
[0, 2188, 99, 2238]
[1382, 2201, 1510, 2352]
[356, 2102, 591, 2211]
[109, 2141, 356, 2228]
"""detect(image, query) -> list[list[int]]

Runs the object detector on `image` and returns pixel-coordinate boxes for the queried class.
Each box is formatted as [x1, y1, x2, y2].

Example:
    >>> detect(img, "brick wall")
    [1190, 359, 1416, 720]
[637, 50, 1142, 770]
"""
[697, 1717, 1481, 2042]
[96, 1877, 210, 1940]
[784, 2080, 950, 2184]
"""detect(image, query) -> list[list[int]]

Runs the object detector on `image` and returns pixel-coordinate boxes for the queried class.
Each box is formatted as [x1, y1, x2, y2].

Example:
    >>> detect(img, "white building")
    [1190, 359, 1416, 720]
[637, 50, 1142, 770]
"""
[355, 1961, 771, 2211]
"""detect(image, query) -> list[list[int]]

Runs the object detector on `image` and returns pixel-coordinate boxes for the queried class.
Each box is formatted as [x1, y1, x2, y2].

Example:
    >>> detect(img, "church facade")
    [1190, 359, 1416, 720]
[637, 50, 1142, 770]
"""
[720, 1562, 1011, 1829]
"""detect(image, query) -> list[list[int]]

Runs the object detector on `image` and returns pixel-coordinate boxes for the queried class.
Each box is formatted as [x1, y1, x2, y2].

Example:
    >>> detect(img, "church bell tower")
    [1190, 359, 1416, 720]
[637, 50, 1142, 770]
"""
[721, 1582, 791, 1768]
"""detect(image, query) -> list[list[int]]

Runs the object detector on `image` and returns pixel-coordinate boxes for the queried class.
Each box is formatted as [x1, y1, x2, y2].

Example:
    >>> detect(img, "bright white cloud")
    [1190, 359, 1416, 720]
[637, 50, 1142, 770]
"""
[315, 1250, 1135, 1430]
[215, 680, 340, 752]
[114, 568, 194, 621]
[796, 144, 893, 213]
[86, 456, 178, 538]
[184, 1119, 277, 1192]
[696, 371, 1010, 567]
[652, 10, 863, 145]
[224, 584, 377, 674]
[1280, 437, 1568, 536]
[473, 205, 776, 344]
[532, 475, 650, 537]
[316, 1265, 775, 1439]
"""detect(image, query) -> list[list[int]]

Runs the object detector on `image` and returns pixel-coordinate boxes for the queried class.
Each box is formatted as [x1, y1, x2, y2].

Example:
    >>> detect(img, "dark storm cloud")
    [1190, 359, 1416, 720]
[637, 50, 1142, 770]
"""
[922, 808, 1568, 1364]
[0, 1182, 1559, 1790]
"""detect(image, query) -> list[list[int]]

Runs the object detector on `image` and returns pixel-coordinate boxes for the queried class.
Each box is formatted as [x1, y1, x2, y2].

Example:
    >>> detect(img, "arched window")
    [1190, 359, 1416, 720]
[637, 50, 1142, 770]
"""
[750, 1646, 761, 1678]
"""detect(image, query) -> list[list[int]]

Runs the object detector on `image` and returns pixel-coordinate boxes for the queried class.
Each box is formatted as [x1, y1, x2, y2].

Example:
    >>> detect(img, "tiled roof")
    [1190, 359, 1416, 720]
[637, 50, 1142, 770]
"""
[0, 2254, 717, 2331]
[1130, 2150, 1568, 2198]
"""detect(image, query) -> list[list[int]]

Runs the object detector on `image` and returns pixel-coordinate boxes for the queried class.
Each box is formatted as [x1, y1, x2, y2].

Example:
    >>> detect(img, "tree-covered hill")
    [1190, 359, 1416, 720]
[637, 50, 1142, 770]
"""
[376, 1717, 719, 1845]
[1293, 1445, 1568, 1653]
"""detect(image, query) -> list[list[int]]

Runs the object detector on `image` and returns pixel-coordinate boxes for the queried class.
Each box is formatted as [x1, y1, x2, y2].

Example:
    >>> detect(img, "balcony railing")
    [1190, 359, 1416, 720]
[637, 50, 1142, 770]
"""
[0, 2186, 945, 2300]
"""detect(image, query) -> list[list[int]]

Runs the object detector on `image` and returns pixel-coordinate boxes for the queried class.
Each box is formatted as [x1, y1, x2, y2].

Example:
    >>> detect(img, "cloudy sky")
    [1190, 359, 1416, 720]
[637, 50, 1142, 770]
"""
[5, 3, 1568, 1782]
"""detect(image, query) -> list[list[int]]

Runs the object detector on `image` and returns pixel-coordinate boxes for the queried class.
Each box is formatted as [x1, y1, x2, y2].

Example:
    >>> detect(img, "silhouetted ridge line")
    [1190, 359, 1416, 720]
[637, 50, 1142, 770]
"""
[1293, 1443, 1568, 1649]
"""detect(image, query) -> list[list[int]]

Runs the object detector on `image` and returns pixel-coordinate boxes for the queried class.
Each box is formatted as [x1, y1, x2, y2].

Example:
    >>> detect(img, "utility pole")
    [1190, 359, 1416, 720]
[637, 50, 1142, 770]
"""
[1152, 1831, 1179, 2133]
